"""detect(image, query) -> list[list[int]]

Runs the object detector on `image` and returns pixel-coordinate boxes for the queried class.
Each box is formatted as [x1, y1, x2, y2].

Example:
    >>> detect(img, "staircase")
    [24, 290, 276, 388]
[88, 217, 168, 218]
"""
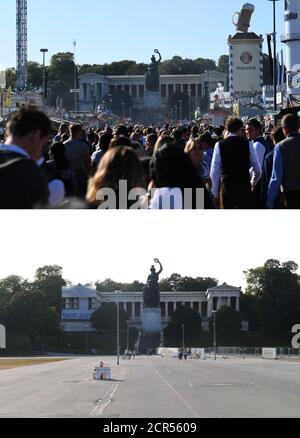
[137, 331, 161, 355]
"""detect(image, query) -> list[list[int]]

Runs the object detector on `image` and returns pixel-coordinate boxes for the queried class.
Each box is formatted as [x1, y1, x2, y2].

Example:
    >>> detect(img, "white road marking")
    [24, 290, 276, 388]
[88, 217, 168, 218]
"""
[251, 382, 261, 388]
[188, 382, 194, 388]
[90, 368, 127, 417]
[150, 364, 200, 418]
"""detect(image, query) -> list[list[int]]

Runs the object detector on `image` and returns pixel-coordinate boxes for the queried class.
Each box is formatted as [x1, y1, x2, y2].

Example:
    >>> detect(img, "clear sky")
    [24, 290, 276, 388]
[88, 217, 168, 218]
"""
[0, 0, 286, 69]
[0, 210, 299, 290]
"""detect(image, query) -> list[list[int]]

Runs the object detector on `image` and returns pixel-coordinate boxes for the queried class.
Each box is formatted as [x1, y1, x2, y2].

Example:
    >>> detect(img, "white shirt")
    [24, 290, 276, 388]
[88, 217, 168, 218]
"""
[0, 144, 30, 159]
[210, 135, 262, 199]
[252, 140, 266, 169]
[250, 139, 265, 183]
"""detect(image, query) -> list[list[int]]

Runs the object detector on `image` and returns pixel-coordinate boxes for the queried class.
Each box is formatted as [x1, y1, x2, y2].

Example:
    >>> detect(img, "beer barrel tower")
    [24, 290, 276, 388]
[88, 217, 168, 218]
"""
[281, 0, 300, 103]
[228, 3, 264, 111]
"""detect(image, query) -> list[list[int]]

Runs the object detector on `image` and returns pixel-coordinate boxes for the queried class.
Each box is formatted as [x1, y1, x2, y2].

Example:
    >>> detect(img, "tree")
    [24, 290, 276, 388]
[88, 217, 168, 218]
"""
[244, 259, 300, 334]
[27, 61, 43, 88]
[217, 55, 229, 75]
[34, 265, 66, 313]
[0, 276, 28, 321]
[48, 52, 77, 109]
[209, 306, 241, 335]
[159, 274, 218, 292]
[5, 68, 16, 89]
[91, 303, 128, 332]
[4, 288, 60, 347]
[240, 293, 261, 332]
[166, 304, 202, 340]
[102, 90, 133, 116]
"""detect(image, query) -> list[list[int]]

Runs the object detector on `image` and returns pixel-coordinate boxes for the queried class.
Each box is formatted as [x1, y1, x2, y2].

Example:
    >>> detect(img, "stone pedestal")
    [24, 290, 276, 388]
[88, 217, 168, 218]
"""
[142, 307, 162, 333]
[144, 91, 161, 109]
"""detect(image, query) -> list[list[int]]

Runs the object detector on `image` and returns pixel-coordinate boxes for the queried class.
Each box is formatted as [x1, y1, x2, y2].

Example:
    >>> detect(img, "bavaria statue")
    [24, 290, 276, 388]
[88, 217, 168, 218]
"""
[145, 50, 162, 92]
[143, 258, 163, 308]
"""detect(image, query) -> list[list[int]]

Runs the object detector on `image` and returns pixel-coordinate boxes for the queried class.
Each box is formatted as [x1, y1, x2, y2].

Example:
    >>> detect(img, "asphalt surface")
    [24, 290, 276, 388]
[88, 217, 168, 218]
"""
[0, 355, 300, 418]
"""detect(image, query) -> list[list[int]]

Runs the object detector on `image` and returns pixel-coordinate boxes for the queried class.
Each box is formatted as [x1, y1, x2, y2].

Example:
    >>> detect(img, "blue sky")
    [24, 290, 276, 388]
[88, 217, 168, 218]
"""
[1, 0, 286, 69]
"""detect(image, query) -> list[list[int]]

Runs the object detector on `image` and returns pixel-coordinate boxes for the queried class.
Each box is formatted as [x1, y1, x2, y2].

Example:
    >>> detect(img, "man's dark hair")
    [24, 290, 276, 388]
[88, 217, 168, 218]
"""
[7, 105, 52, 138]
[226, 117, 244, 134]
[147, 133, 158, 145]
[115, 125, 129, 137]
[109, 136, 132, 149]
[246, 118, 262, 131]
[70, 124, 82, 137]
[199, 131, 214, 146]
[172, 129, 183, 141]
[281, 114, 300, 133]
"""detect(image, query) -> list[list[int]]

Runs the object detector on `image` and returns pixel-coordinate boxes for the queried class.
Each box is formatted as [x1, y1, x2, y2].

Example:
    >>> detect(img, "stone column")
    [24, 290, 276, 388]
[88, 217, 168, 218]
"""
[165, 302, 169, 318]
[132, 302, 136, 321]
[228, 297, 231, 308]
[174, 301, 177, 312]
[236, 298, 240, 312]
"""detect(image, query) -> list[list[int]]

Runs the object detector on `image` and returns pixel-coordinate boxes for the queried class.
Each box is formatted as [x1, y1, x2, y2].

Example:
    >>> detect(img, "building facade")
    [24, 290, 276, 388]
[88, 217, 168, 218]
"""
[61, 283, 241, 332]
[78, 71, 227, 113]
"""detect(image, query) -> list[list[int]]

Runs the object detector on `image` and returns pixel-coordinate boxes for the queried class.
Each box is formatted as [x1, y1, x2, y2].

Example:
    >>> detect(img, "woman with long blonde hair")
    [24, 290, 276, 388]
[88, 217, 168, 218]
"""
[87, 146, 146, 208]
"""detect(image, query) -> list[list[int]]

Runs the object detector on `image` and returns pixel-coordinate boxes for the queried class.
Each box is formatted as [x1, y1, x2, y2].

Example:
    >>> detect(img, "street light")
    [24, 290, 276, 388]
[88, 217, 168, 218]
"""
[73, 39, 77, 117]
[181, 324, 185, 350]
[212, 310, 217, 361]
[85, 324, 90, 354]
[179, 99, 183, 121]
[115, 291, 120, 366]
[40, 48, 48, 109]
[268, 0, 280, 111]
[126, 321, 130, 351]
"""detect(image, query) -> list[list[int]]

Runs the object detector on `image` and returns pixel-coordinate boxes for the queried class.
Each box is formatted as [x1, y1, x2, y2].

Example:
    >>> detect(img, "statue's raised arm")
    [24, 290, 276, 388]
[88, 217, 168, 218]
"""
[154, 49, 162, 64]
[154, 258, 163, 276]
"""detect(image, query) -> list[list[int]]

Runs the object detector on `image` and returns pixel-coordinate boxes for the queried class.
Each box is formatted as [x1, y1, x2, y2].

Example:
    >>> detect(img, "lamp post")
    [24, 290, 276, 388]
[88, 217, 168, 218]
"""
[189, 89, 192, 122]
[122, 102, 125, 119]
[108, 93, 112, 112]
[179, 99, 183, 121]
[212, 310, 217, 361]
[268, 0, 280, 111]
[181, 324, 185, 350]
[115, 291, 120, 366]
[73, 39, 77, 117]
[174, 105, 178, 121]
[126, 321, 131, 351]
[40, 48, 48, 110]
[85, 325, 90, 354]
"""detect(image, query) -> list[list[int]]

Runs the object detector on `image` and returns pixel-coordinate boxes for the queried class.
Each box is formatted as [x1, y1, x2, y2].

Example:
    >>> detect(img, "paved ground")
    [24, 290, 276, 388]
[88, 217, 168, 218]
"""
[0, 355, 300, 418]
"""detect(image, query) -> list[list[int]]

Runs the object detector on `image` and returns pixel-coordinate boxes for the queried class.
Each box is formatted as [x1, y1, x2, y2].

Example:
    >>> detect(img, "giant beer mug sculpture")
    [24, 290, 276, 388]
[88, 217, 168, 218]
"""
[232, 3, 255, 33]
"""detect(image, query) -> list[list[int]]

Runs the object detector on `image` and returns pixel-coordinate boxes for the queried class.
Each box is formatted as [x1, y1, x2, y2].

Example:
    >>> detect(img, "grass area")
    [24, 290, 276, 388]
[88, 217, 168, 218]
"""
[0, 358, 69, 370]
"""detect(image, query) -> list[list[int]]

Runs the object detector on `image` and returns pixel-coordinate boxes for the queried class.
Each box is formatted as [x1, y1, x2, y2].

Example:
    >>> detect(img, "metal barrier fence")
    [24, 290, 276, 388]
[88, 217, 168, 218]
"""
[204, 346, 300, 358]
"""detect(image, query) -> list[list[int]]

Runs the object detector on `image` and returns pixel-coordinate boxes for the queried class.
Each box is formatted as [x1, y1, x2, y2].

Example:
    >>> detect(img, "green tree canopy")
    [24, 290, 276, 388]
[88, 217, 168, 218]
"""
[27, 61, 43, 88]
[244, 259, 300, 334]
[165, 304, 202, 339]
[3, 288, 60, 346]
[217, 55, 229, 75]
[209, 306, 242, 335]
[159, 274, 218, 292]
[91, 303, 128, 332]
[33, 265, 66, 313]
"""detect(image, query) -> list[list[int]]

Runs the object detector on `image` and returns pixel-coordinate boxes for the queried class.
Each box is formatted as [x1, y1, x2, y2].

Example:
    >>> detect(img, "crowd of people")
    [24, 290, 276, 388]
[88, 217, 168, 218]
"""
[0, 104, 300, 209]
